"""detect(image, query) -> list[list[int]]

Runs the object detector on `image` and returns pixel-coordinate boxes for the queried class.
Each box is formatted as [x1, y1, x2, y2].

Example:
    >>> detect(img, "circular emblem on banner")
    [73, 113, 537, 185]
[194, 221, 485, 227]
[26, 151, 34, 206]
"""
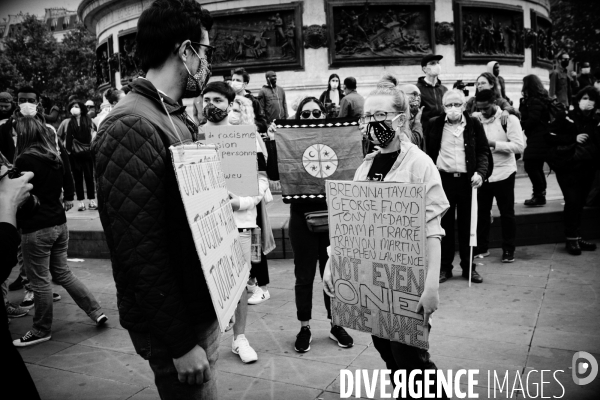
[302, 144, 338, 178]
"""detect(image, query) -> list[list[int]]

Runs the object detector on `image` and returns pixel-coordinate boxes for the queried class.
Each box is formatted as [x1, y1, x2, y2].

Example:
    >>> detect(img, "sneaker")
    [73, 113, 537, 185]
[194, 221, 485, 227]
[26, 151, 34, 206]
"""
[330, 325, 354, 348]
[232, 334, 258, 363]
[578, 239, 597, 251]
[78, 202, 86, 211]
[6, 303, 29, 318]
[439, 270, 453, 283]
[246, 283, 257, 294]
[8, 275, 28, 291]
[248, 287, 270, 305]
[474, 251, 490, 258]
[462, 268, 483, 283]
[501, 250, 515, 263]
[20, 290, 34, 309]
[52, 293, 61, 302]
[88, 200, 98, 210]
[13, 331, 51, 347]
[96, 314, 108, 327]
[295, 326, 312, 353]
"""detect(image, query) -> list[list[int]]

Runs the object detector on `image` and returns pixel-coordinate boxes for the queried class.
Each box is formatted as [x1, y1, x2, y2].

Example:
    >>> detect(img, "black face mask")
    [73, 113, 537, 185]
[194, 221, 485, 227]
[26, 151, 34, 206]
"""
[0, 109, 12, 120]
[367, 120, 396, 148]
[203, 102, 229, 123]
[561, 60, 570, 68]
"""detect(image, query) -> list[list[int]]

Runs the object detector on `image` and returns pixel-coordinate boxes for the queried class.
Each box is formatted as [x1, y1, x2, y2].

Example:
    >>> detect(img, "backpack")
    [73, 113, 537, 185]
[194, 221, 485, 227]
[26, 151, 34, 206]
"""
[546, 98, 568, 123]
[500, 120, 522, 161]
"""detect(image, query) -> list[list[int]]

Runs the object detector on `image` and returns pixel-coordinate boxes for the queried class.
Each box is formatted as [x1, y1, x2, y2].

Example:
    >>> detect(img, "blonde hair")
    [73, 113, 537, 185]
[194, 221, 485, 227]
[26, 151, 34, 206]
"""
[233, 95, 255, 126]
[368, 74, 414, 144]
[442, 89, 466, 104]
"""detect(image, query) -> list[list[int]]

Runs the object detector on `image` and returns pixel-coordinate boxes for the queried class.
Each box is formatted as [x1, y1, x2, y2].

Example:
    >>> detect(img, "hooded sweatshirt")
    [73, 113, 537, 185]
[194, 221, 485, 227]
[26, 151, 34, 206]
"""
[487, 61, 510, 103]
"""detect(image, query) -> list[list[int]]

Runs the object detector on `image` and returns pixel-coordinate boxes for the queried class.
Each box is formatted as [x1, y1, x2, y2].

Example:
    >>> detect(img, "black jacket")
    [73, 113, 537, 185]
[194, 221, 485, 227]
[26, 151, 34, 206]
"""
[93, 78, 216, 359]
[519, 96, 551, 160]
[319, 89, 345, 105]
[416, 76, 448, 131]
[547, 108, 600, 170]
[245, 91, 268, 133]
[14, 151, 74, 234]
[424, 112, 491, 179]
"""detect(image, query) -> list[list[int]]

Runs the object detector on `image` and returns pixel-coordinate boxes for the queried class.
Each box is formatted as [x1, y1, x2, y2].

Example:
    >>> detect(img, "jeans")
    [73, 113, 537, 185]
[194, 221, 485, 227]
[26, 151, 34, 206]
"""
[524, 159, 547, 196]
[289, 204, 331, 321]
[129, 319, 220, 400]
[439, 173, 473, 273]
[21, 223, 103, 336]
[71, 156, 95, 200]
[556, 167, 596, 239]
[2, 244, 24, 305]
[372, 332, 448, 399]
[476, 173, 516, 253]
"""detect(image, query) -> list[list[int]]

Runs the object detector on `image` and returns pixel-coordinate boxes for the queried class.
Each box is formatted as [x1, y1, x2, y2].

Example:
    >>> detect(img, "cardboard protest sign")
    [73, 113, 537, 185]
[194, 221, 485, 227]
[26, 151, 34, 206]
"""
[203, 125, 258, 196]
[275, 118, 363, 203]
[170, 144, 250, 332]
[326, 180, 429, 349]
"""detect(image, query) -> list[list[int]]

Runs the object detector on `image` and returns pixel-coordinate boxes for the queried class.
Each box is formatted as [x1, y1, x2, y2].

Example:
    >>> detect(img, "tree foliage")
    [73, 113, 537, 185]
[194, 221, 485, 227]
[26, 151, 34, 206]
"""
[551, 0, 600, 68]
[0, 14, 99, 106]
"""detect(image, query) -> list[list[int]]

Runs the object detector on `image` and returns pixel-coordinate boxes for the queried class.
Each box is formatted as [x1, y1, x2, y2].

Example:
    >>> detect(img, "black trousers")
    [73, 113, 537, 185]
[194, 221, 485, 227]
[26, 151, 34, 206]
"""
[440, 173, 473, 273]
[250, 252, 270, 286]
[71, 156, 95, 200]
[476, 173, 516, 253]
[372, 334, 448, 399]
[556, 167, 596, 239]
[289, 204, 331, 321]
[524, 159, 547, 196]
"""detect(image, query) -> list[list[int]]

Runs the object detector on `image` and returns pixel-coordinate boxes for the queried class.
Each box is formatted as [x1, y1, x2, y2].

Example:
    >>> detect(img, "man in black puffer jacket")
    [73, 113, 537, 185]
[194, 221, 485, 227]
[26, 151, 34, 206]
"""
[93, 1, 221, 398]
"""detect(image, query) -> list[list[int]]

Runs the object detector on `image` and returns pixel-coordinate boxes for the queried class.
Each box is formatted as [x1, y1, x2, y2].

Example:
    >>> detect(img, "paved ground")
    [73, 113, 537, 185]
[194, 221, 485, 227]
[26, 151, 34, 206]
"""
[6, 241, 600, 400]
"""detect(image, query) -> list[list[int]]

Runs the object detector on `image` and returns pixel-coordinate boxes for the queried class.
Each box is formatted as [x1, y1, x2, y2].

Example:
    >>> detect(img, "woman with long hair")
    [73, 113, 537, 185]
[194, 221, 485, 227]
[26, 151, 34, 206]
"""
[229, 96, 276, 306]
[547, 86, 600, 255]
[11, 117, 107, 348]
[465, 72, 520, 122]
[520, 74, 551, 206]
[295, 96, 327, 120]
[57, 100, 96, 211]
[319, 74, 345, 110]
[323, 74, 450, 398]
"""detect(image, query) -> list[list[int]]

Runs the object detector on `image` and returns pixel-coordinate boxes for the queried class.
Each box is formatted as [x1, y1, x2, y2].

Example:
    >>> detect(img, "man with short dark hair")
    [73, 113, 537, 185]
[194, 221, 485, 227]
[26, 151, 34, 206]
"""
[472, 89, 524, 263]
[550, 52, 578, 107]
[338, 77, 364, 118]
[417, 54, 448, 132]
[258, 71, 288, 123]
[577, 62, 594, 88]
[230, 67, 267, 132]
[93, 1, 221, 398]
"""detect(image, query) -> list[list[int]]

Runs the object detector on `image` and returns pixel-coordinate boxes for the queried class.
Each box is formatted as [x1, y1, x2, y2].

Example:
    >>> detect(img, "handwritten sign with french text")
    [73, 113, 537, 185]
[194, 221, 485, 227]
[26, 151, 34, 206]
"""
[326, 180, 429, 349]
[170, 144, 249, 332]
[204, 125, 258, 196]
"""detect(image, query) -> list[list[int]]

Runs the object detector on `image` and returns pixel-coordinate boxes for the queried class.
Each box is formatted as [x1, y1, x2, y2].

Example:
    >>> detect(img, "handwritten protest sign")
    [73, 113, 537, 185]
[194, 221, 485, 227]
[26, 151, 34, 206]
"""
[170, 144, 249, 332]
[204, 125, 258, 196]
[326, 180, 429, 349]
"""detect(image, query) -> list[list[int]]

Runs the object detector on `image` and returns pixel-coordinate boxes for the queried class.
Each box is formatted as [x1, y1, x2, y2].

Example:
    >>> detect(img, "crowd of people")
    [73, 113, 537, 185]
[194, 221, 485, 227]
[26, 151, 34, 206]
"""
[1, 0, 600, 399]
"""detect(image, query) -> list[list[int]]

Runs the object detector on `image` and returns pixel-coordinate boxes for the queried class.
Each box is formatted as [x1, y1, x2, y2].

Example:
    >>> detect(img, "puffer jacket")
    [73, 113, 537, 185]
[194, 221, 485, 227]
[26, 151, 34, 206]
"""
[519, 96, 551, 160]
[416, 76, 448, 131]
[93, 78, 216, 359]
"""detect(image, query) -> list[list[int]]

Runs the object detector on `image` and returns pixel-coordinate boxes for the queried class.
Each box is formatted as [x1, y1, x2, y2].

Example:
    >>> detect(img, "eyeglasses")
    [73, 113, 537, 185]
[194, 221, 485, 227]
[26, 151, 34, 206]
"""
[405, 92, 421, 98]
[18, 98, 37, 104]
[444, 103, 463, 109]
[190, 42, 215, 65]
[300, 109, 323, 119]
[359, 111, 402, 125]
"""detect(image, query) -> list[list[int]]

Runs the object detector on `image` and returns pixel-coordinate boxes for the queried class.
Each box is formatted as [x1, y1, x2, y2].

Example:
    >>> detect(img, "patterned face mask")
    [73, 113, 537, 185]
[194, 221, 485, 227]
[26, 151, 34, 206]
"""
[182, 45, 211, 99]
[367, 120, 396, 148]
[203, 102, 229, 123]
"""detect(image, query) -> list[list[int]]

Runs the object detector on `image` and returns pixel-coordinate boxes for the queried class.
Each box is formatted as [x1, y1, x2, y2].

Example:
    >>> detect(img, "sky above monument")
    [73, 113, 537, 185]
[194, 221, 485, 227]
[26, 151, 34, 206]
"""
[0, 0, 81, 19]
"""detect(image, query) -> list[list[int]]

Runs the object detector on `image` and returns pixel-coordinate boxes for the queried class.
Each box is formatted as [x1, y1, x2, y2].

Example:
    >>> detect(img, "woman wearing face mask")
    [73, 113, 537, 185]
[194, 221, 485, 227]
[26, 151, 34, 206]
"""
[323, 74, 450, 398]
[465, 72, 519, 123]
[228, 96, 276, 304]
[519, 75, 551, 207]
[547, 86, 600, 255]
[57, 101, 96, 211]
[319, 74, 345, 115]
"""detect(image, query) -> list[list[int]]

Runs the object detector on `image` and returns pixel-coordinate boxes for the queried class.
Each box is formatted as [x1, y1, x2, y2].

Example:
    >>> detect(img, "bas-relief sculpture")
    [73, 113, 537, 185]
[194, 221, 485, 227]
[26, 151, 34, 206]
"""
[454, 1, 525, 65]
[328, 2, 434, 67]
[207, 4, 303, 74]
[118, 32, 143, 83]
[531, 10, 553, 69]
[96, 41, 111, 86]
[434, 21, 454, 45]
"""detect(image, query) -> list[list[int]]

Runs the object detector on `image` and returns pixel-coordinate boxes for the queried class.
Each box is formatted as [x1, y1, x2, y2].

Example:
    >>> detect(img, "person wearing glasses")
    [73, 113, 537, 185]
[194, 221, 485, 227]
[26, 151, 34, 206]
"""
[471, 89, 525, 264]
[424, 89, 491, 284]
[399, 83, 425, 150]
[84, 100, 97, 119]
[295, 96, 327, 120]
[93, 1, 222, 397]
[323, 74, 450, 398]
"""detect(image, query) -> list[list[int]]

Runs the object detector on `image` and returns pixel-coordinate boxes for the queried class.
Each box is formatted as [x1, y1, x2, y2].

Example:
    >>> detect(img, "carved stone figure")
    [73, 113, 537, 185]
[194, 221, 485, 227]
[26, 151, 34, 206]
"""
[303, 24, 328, 49]
[435, 21, 455, 45]
[461, 9, 524, 57]
[463, 16, 474, 52]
